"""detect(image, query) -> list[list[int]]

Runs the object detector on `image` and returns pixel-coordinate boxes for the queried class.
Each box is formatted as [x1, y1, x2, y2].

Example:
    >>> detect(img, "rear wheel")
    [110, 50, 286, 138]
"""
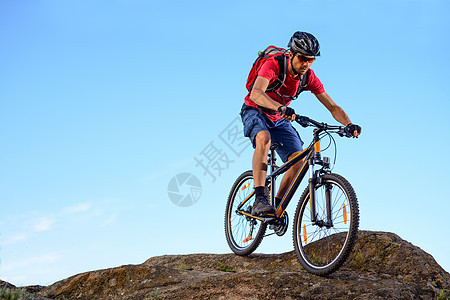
[293, 173, 359, 275]
[225, 171, 266, 256]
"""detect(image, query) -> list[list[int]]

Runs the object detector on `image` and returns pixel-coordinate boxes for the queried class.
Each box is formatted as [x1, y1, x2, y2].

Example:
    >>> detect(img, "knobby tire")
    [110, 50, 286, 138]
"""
[293, 173, 359, 275]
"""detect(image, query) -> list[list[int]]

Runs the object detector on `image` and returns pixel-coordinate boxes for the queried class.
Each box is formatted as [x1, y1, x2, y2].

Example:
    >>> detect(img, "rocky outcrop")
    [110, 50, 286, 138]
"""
[0, 280, 16, 291]
[0, 280, 47, 300]
[6, 231, 450, 299]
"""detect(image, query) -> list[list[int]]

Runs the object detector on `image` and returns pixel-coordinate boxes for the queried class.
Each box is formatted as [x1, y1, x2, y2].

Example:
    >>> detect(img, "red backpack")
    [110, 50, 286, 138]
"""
[246, 46, 308, 101]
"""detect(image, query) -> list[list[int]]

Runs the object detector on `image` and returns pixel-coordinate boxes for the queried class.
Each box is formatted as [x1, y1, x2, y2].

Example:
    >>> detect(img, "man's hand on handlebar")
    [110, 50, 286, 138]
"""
[346, 123, 362, 138]
[278, 106, 296, 122]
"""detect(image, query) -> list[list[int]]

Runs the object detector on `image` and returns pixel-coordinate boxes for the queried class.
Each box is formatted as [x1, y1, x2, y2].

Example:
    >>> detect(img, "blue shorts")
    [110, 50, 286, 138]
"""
[240, 104, 304, 163]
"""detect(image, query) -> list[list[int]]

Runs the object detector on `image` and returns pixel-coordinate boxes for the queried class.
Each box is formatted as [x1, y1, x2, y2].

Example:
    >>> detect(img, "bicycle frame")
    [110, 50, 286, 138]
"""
[238, 126, 332, 225]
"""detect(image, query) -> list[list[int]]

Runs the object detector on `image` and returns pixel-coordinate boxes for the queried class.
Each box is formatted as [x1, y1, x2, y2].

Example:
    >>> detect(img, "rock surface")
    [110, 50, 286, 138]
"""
[0, 280, 48, 300]
[5, 231, 450, 299]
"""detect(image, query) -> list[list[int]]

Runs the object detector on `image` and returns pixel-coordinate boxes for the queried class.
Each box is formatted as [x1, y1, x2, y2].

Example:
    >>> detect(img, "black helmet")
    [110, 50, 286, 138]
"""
[288, 31, 320, 56]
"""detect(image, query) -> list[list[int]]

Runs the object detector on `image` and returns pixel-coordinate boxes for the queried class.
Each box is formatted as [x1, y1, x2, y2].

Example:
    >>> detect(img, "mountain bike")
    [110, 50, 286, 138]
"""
[224, 115, 359, 276]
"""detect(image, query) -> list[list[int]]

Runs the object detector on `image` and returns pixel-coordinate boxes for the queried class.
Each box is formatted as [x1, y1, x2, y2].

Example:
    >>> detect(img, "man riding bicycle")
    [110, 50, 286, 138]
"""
[241, 31, 361, 217]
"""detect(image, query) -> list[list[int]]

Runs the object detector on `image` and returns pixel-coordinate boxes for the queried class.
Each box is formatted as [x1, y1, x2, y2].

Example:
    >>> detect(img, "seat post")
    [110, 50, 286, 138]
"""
[270, 148, 276, 175]
[268, 143, 279, 207]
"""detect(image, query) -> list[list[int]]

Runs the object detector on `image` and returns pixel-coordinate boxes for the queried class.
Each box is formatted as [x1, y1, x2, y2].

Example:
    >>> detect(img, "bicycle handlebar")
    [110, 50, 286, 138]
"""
[295, 115, 351, 138]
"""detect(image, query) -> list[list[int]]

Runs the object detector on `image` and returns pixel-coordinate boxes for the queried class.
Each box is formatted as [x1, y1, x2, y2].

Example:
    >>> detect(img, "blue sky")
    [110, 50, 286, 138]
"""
[1, 0, 449, 286]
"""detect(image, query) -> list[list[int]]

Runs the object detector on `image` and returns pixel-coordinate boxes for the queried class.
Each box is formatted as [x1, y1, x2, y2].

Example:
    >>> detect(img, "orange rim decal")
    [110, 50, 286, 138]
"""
[241, 183, 250, 191]
[303, 224, 307, 244]
[343, 203, 347, 224]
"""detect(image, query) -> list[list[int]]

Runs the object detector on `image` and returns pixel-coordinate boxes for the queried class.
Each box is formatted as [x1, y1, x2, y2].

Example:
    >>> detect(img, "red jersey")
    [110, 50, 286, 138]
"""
[244, 56, 325, 122]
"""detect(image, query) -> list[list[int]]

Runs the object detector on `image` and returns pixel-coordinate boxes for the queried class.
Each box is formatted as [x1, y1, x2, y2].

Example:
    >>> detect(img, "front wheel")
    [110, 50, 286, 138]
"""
[293, 173, 359, 275]
[225, 170, 267, 256]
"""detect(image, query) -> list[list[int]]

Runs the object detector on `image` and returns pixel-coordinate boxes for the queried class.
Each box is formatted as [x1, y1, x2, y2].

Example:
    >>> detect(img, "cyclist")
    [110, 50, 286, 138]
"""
[240, 31, 361, 216]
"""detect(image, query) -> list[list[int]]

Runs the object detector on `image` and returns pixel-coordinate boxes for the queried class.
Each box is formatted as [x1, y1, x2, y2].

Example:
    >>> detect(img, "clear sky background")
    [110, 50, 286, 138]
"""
[1, 0, 449, 286]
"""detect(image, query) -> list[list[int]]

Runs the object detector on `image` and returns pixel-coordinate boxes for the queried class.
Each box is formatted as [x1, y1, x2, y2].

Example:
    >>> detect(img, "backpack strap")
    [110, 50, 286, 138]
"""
[256, 54, 288, 115]
[254, 53, 308, 114]
[292, 69, 309, 100]
[266, 54, 287, 93]
[268, 56, 308, 101]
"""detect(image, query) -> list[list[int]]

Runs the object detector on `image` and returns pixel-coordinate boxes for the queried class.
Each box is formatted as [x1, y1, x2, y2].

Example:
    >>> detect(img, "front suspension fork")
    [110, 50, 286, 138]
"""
[325, 183, 333, 226]
[308, 159, 333, 227]
[308, 160, 318, 224]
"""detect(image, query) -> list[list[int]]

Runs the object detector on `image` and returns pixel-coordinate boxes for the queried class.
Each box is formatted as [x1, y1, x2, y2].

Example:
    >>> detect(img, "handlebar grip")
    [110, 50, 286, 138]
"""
[295, 115, 310, 127]
[338, 127, 352, 138]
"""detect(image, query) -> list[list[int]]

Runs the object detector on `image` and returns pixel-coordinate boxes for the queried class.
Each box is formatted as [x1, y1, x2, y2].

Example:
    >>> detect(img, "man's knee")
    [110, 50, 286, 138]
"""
[254, 130, 271, 148]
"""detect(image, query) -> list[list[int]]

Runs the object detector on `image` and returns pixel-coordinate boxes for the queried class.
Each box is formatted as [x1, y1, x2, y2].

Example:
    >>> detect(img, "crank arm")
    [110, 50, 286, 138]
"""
[241, 211, 277, 223]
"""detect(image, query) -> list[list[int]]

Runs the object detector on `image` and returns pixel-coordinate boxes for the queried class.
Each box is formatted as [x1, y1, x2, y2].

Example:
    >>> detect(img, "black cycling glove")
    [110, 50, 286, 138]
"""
[277, 106, 295, 117]
[346, 123, 362, 136]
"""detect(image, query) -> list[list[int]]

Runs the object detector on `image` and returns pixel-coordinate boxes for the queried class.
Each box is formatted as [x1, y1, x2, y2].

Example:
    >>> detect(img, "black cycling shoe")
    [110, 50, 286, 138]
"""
[251, 196, 276, 216]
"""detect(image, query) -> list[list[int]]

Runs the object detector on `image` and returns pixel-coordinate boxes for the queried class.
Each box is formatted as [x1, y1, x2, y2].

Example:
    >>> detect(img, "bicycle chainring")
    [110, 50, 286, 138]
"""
[273, 212, 289, 236]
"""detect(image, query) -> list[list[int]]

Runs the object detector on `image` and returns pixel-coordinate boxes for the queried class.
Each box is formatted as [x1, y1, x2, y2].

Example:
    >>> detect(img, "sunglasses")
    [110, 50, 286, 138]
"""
[295, 53, 315, 63]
